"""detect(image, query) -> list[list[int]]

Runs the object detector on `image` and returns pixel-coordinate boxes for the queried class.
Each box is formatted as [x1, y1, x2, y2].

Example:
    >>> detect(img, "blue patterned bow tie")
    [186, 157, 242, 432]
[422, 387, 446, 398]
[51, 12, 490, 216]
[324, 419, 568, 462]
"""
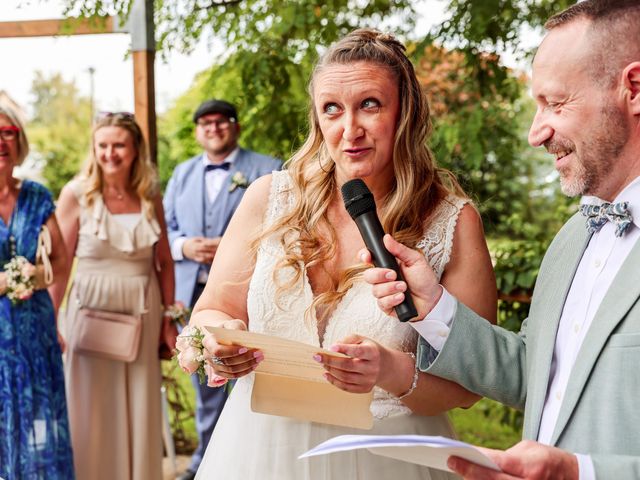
[205, 162, 230, 172]
[580, 201, 633, 237]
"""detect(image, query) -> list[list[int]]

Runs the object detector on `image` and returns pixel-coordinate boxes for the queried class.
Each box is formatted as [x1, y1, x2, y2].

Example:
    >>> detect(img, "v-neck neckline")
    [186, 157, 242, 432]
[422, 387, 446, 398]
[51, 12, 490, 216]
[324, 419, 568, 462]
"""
[0, 179, 25, 230]
[302, 266, 358, 347]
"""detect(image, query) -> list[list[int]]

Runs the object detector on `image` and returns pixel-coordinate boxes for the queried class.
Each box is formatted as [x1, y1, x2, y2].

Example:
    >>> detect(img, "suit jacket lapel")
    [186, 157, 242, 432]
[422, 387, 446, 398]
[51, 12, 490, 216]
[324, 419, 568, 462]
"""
[551, 232, 640, 444]
[525, 215, 591, 440]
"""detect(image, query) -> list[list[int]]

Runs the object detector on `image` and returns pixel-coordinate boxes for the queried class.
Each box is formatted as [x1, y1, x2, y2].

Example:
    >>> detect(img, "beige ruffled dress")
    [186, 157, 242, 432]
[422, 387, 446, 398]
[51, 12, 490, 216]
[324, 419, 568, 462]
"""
[62, 181, 163, 480]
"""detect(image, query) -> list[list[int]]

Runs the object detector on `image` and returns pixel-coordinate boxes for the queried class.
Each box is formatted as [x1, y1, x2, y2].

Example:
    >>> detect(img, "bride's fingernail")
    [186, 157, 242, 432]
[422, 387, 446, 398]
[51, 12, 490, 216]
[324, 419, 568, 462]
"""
[313, 354, 322, 362]
[253, 352, 264, 361]
[385, 271, 395, 280]
[394, 293, 404, 301]
[238, 347, 248, 354]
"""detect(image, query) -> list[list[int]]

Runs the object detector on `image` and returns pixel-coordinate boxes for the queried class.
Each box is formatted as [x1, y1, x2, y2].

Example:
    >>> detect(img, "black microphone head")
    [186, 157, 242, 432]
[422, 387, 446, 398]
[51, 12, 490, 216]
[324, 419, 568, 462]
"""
[341, 179, 376, 219]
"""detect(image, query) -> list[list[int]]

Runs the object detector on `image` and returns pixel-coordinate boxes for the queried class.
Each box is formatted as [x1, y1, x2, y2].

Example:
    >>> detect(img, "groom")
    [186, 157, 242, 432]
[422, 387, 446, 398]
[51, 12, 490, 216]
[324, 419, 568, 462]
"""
[365, 1, 640, 478]
[164, 99, 281, 479]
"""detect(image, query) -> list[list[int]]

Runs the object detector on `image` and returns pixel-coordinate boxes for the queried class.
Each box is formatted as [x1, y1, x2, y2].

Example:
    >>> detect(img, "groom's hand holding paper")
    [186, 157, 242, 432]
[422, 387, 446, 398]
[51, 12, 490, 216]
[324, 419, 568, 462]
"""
[206, 326, 374, 429]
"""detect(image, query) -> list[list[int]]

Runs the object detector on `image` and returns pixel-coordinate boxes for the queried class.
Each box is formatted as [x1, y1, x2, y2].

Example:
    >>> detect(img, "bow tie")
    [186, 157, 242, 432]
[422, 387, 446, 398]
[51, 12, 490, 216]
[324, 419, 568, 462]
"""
[205, 162, 230, 172]
[580, 201, 633, 237]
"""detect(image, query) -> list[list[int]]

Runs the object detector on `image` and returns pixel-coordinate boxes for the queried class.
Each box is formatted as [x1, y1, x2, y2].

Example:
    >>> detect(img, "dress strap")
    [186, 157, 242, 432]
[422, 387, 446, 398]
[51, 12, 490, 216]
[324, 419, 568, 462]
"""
[265, 170, 294, 226]
[417, 195, 469, 280]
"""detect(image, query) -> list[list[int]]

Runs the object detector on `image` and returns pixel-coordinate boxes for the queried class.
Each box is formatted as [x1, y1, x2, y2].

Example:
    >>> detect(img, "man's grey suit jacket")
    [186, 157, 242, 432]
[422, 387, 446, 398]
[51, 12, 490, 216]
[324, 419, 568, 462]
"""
[420, 212, 640, 478]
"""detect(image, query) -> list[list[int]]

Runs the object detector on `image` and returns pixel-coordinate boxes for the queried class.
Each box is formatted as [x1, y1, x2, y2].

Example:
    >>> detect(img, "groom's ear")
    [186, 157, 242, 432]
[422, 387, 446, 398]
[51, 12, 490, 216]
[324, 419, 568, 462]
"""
[623, 62, 640, 115]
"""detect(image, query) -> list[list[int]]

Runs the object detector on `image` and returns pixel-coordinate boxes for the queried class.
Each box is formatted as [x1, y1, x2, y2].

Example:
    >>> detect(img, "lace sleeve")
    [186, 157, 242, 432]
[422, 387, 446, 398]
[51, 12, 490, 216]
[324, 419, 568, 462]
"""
[416, 195, 469, 280]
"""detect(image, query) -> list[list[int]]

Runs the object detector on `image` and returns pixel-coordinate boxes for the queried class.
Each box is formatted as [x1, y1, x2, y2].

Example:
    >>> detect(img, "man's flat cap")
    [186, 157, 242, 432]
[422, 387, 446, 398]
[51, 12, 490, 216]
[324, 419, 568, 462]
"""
[193, 99, 238, 123]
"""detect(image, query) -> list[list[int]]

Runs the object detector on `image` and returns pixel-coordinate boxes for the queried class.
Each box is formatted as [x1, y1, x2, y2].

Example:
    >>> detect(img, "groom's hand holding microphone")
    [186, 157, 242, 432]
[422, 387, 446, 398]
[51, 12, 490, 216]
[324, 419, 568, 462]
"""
[340, 179, 441, 321]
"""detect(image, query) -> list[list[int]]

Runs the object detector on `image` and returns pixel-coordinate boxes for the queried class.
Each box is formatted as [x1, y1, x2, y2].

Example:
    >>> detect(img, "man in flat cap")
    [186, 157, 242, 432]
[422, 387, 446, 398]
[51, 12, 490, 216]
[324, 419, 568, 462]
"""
[164, 99, 281, 480]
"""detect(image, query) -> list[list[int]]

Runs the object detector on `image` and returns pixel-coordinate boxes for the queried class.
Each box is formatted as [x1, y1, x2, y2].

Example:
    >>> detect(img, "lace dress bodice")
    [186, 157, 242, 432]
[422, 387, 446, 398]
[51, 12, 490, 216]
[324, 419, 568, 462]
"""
[247, 171, 468, 419]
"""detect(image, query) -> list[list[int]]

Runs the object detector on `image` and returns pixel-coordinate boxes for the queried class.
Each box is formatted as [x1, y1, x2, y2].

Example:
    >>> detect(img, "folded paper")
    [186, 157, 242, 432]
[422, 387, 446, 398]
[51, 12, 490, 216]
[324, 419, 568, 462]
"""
[205, 326, 373, 429]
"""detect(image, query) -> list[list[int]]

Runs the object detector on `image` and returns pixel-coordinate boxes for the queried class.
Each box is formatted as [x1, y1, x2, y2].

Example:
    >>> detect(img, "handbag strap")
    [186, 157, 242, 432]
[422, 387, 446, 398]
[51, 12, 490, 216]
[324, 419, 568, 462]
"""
[36, 224, 53, 286]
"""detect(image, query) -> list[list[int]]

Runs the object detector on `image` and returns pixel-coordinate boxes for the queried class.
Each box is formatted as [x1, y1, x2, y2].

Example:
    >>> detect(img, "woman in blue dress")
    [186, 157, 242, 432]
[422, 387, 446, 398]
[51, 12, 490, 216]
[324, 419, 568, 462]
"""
[0, 105, 74, 479]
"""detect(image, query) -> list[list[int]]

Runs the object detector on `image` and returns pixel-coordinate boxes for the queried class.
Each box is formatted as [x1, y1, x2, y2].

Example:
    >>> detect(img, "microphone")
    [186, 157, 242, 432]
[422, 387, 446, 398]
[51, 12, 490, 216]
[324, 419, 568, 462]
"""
[341, 179, 418, 322]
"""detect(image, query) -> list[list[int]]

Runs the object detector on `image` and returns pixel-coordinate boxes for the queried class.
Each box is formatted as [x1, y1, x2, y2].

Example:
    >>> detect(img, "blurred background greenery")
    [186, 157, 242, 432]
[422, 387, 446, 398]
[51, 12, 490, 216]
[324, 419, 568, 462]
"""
[27, 0, 582, 451]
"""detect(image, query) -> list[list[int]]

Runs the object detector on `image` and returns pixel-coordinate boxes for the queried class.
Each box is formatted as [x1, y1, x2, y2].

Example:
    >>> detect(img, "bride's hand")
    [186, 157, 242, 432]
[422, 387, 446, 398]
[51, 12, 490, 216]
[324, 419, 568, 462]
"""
[314, 334, 388, 394]
[202, 319, 264, 379]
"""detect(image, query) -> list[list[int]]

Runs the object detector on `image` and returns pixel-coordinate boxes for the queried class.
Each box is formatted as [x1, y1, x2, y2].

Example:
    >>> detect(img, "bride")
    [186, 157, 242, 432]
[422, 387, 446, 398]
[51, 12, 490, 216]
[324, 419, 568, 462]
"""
[190, 28, 497, 479]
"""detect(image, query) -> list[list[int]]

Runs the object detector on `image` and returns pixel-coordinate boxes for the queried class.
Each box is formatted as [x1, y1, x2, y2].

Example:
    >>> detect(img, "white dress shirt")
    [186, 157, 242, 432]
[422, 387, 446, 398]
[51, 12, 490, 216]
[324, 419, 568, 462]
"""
[411, 176, 640, 480]
[170, 148, 240, 262]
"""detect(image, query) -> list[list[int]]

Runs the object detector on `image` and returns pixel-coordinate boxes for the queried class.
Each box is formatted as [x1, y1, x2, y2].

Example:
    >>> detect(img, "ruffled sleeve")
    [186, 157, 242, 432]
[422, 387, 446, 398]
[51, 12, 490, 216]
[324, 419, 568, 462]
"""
[88, 196, 161, 253]
[72, 180, 161, 254]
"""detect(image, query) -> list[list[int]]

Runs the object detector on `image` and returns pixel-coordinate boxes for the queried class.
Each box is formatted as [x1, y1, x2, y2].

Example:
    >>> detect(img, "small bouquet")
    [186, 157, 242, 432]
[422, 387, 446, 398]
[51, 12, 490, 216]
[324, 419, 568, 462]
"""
[229, 172, 250, 192]
[3, 256, 36, 306]
[175, 325, 228, 387]
[164, 301, 191, 327]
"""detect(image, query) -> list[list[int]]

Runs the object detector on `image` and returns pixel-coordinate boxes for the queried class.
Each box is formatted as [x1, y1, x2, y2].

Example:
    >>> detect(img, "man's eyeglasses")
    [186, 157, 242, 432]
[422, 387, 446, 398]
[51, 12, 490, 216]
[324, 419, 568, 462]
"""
[197, 117, 236, 131]
[0, 126, 19, 142]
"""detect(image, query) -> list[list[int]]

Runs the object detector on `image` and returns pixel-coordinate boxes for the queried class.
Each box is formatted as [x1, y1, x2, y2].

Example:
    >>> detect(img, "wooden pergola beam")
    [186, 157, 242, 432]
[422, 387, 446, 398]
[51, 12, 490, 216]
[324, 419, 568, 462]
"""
[0, 17, 118, 38]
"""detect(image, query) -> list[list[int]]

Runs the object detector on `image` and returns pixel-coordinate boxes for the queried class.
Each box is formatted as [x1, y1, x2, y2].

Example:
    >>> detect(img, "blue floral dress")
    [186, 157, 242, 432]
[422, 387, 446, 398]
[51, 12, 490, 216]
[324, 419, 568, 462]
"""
[0, 180, 74, 480]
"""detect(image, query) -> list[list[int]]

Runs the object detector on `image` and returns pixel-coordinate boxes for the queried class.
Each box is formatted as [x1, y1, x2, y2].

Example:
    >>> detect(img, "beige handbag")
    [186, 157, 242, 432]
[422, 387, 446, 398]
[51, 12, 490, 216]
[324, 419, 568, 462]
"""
[73, 309, 142, 362]
[72, 262, 153, 363]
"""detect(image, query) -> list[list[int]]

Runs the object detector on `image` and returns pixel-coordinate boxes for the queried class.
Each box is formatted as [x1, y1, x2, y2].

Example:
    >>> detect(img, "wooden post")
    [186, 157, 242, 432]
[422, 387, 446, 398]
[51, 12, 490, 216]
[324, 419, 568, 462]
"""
[133, 50, 157, 164]
[129, 0, 157, 164]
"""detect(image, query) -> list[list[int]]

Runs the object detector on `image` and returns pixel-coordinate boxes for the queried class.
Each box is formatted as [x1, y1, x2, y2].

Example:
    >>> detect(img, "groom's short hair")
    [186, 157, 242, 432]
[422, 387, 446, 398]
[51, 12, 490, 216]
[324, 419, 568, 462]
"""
[545, 0, 640, 87]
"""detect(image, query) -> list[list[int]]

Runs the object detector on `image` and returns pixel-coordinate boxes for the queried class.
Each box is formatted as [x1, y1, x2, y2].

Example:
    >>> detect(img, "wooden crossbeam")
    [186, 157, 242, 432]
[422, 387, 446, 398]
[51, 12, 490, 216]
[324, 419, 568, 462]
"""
[0, 17, 120, 39]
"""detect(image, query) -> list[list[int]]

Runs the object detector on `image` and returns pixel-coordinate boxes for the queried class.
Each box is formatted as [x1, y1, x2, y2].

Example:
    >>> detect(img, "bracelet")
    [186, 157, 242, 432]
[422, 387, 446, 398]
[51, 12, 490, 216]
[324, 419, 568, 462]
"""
[395, 352, 419, 400]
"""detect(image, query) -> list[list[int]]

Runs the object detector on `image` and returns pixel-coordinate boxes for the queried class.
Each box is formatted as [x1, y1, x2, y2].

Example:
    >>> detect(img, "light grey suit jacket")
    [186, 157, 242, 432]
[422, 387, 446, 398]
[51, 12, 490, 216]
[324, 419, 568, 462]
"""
[420, 212, 640, 478]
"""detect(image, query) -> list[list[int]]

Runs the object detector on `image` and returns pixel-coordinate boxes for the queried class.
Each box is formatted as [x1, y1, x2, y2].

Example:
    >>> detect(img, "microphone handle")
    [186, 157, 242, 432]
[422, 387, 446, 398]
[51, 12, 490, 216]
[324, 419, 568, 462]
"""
[354, 211, 418, 322]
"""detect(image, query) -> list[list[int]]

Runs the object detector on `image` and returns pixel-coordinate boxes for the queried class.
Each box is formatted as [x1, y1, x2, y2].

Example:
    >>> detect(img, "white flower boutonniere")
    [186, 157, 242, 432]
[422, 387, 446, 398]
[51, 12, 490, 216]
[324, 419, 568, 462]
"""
[229, 172, 250, 192]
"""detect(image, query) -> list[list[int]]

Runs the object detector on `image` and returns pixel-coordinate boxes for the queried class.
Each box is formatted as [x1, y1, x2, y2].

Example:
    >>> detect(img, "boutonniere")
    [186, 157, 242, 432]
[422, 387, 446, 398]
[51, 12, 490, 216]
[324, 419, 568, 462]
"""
[229, 172, 250, 192]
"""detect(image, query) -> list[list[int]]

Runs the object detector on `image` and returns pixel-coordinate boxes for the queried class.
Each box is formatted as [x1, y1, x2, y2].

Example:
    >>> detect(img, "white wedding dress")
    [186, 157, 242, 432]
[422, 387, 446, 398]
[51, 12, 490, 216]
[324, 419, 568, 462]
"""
[196, 171, 467, 480]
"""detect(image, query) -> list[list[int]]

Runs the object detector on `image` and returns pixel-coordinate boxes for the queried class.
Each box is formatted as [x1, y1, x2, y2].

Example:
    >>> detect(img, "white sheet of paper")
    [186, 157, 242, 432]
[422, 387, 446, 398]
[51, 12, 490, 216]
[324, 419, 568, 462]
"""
[299, 434, 501, 473]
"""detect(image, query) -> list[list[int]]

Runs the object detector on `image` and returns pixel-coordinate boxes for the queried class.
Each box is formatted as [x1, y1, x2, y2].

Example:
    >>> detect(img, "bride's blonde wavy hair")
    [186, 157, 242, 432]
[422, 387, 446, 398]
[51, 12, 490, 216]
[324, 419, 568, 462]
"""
[253, 29, 466, 322]
[79, 113, 158, 218]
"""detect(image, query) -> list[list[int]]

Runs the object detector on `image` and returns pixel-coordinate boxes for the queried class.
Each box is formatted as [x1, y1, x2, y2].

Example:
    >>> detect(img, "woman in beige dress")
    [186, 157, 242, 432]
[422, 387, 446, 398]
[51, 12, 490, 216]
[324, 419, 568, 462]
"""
[50, 112, 177, 480]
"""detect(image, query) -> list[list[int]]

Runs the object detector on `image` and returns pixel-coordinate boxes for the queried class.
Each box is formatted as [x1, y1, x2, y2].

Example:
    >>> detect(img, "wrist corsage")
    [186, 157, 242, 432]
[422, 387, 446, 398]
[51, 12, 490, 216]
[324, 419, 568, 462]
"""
[3, 256, 36, 306]
[175, 325, 228, 387]
[164, 301, 191, 327]
[229, 172, 250, 192]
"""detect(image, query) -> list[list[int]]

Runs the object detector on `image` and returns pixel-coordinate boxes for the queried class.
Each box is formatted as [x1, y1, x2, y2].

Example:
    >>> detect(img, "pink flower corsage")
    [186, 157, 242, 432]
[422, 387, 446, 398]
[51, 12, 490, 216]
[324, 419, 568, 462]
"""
[175, 325, 228, 387]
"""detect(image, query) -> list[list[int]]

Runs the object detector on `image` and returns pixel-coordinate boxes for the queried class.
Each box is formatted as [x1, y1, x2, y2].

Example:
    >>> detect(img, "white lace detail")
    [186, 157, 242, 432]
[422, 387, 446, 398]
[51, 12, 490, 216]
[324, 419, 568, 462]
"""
[417, 195, 469, 280]
[248, 171, 467, 419]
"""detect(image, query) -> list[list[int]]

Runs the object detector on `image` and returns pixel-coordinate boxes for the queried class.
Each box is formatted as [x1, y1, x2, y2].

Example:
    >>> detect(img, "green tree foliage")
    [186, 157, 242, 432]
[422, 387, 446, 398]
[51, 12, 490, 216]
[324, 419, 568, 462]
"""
[435, 0, 574, 53]
[28, 72, 92, 197]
